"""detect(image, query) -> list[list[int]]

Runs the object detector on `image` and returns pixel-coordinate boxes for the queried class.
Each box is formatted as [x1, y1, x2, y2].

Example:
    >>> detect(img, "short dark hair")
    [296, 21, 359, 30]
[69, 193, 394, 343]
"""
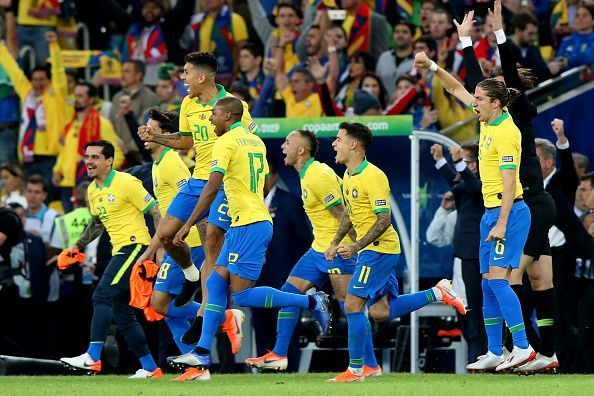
[276, 2, 300, 18]
[229, 83, 253, 104]
[76, 81, 98, 98]
[216, 96, 244, 120]
[574, 152, 590, 171]
[292, 67, 315, 84]
[295, 129, 319, 157]
[580, 171, 594, 187]
[351, 51, 376, 74]
[26, 174, 47, 191]
[511, 12, 539, 31]
[30, 65, 51, 80]
[85, 140, 115, 160]
[395, 21, 416, 36]
[184, 51, 218, 74]
[124, 59, 146, 77]
[415, 35, 438, 56]
[149, 108, 179, 133]
[241, 42, 263, 59]
[461, 143, 479, 163]
[339, 121, 372, 150]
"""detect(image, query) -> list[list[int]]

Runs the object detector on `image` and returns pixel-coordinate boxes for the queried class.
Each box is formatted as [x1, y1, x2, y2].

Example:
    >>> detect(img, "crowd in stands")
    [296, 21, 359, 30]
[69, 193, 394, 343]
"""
[0, 0, 593, 373]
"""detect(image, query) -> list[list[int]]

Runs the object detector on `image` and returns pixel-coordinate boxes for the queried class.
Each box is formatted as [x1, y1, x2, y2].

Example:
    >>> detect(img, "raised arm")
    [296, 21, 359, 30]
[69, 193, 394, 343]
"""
[137, 124, 193, 150]
[47, 32, 68, 102]
[552, 118, 580, 200]
[454, 10, 484, 93]
[489, 0, 524, 91]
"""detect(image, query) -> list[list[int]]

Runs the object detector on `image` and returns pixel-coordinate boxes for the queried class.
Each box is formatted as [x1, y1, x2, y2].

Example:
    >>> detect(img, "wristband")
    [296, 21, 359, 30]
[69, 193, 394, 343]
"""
[459, 36, 472, 49]
[429, 61, 438, 72]
[494, 29, 507, 45]
[328, 46, 337, 53]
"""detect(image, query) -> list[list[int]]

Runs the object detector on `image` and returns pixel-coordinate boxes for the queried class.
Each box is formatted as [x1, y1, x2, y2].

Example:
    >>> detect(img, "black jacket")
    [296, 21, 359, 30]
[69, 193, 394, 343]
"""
[438, 162, 484, 260]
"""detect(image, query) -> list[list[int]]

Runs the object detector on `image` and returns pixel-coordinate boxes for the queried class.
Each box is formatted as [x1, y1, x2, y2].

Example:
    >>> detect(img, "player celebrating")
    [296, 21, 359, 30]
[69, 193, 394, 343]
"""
[138, 52, 257, 342]
[166, 97, 329, 381]
[324, 122, 466, 383]
[144, 108, 244, 374]
[59, 140, 163, 379]
[415, 51, 536, 371]
[246, 129, 383, 374]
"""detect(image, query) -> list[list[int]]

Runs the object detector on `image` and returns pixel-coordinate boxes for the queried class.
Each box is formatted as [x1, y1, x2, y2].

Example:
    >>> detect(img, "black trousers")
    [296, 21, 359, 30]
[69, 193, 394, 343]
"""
[460, 258, 487, 362]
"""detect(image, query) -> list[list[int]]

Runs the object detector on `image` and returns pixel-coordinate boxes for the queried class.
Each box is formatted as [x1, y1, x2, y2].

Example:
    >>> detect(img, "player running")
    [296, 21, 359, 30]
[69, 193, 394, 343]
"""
[138, 52, 257, 344]
[415, 51, 536, 371]
[144, 109, 244, 377]
[59, 140, 163, 379]
[166, 97, 330, 381]
[324, 122, 467, 383]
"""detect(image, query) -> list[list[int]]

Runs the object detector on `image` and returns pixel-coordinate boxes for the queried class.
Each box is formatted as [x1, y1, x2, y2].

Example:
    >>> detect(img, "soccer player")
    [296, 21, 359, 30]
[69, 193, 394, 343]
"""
[59, 140, 163, 379]
[246, 129, 381, 374]
[144, 108, 244, 372]
[166, 97, 329, 381]
[414, 51, 535, 371]
[137, 52, 257, 341]
[324, 122, 467, 383]
[456, 2, 559, 372]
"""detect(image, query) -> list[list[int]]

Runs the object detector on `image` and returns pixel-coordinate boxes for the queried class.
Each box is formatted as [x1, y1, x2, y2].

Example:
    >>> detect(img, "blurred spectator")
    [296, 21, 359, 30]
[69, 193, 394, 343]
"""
[574, 152, 590, 177]
[430, 8, 454, 63]
[237, 43, 265, 100]
[576, 211, 594, 372]
[13, 0, 60, 67]
[394, 74, 437, 129]
[551, 0, 582, 41]
[182, 0, 248, 85]
[419, 0, 439, 34]
[358, 72, 388, 108]
[324, 23, 350, 93]
[0, 163, 27, 208]
[249, 1, 301, 72]
[556, 3, 594, 69]
[109, 60, 158, 166]
[53, 82, 124, 213]
[426, 190, 457, 248]
[154, 63, 182, 113]
[0, 32, 67, 187]
[340, 0, 390, 60]
[376, 21, 415, 98]
[334, 51, 375, 111]
[509, 12, 565, 82]
[0, 5, 20, 165]
[576, 172, 594, 218]
[274, 61, 322, 118]
[122, 0, 196, 86]
[63, 69, 77, 123]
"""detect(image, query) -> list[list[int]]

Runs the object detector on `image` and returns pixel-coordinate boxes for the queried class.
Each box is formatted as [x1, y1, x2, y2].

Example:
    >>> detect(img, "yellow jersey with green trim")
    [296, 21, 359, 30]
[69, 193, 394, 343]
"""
[87, 170, 154, 254]
[210, 122, 272, 227]
[152, 148, 201, 248]
[475, 108, 524, 208]
[343, 160, 400, 254]
[179, 84, 257, 180]
[300, 158, 353, 252]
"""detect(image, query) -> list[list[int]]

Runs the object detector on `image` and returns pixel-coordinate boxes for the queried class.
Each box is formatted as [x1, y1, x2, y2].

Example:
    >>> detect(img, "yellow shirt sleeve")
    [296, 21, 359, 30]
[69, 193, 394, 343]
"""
[231, 13, 248, 43]
[0, 44, 32, 101]
[368, 170, 391, 214]
[240, 100, 258, 133]
[126, 175, 156, 214]
[49, 42, 68, 103]
[310, 170, 343, 209]
[163, 151, 190, 189]
[281, 86, 296, 107]
[495, 125, 521, 170]
[100, 118, 124, 169]
[211, 136, 234, 175]
[179, 97, 191, 135]
[88, 188, 98, 217]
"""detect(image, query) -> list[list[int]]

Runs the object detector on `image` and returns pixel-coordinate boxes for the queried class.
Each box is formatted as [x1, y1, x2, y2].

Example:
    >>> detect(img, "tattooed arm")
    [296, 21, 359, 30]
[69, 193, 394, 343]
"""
[137, 125, 193, 150]
[74, 217, 105, 250]
[324, 209, 353, 261]
[136, 202, 163, 263]
[351, 211, 391, 253]
[328, 203, 357, 242]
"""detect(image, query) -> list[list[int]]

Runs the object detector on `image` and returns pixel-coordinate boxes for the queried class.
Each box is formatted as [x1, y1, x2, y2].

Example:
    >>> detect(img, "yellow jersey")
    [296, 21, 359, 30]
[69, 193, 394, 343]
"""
[475, 107, 524, 208]
[152, 148, 201, 247]
[343, 159, 400, 254]
[300, 158, 353, 252]
[178, 85, 257, 180]
[281, 86, 323, 118]
[88, 170, 154, 254]
[210, 122, 272, 227]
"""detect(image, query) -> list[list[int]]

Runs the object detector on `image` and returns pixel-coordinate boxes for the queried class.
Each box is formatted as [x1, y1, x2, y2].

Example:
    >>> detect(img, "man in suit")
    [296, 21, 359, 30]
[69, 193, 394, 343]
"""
[535, 119, 594, 372]
[431, 143, 486, 363]
[251, 159, 311, 372]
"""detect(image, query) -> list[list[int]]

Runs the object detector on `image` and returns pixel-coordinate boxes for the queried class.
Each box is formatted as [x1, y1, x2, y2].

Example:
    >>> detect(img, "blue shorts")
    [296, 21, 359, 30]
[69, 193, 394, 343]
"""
[167, 178, 231, 231]
[479, 200, 531, 274]
[289, 248, 356, 288]
[216, 221, 273, 281]
[154, 246, 206, 294]
[348, 250, 400, 300]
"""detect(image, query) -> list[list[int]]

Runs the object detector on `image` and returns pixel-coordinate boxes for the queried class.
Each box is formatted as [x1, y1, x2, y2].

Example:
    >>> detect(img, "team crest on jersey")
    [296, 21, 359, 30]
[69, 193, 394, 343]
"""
[199, 114, 206, 120]
[486, 136, 492, 147]
[302, 189, 308, 199]
[352, 188, 359, 198]
[107, 194, 115, 203]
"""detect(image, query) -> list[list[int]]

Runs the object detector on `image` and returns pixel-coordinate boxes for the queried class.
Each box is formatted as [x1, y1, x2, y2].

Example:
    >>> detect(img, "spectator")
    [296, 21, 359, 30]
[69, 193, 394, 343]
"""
[63, 69, 77, 123]
[551, 0, 583, 41]
[509, 12, 565, 82]
[430, 8, 454, 63]
[13, 0, 60, 67]
[237, 43, 265, 100]
[0, 32, 67, 185]
[324, 23, 350, 93]
[576, 212, 594, 372]
[376, 21, 415, 98]
[0, 4, 20, 165]
[334, 51, 375, 111]
[576, 172, 594, 218]
[0, 163, 27, 208]
[182, 0, 249, 85]
[574, 152, 590, 176]
[340, 0, 390, 60]
[394, 74, 437, 130]
[109, 60, 158, 166]
[274, 63, 322, 118]
[53, 82, 124, 213]
[122, 0, 196, 85]
[419, 0, 439, 35]
[425, 190, 457, 248]
[24, 174, 60, 248]
[153, 63, 182, 113]
[556, 3, 594, 69]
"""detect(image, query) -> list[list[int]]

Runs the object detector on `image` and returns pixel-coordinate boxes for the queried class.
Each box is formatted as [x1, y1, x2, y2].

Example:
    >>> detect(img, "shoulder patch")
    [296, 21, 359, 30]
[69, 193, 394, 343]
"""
[323, 194, 335, 204]
[375, 199, 387, 206]
[247, 121, 257, 132]
[502, 156, 514, 163]
[176, 179, 187, 189]
[144, 194, 152, 203]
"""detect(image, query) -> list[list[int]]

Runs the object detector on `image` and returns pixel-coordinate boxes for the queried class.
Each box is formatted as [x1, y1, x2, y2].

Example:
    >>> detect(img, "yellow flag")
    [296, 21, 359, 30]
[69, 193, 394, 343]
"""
[61, 50, 100, 68]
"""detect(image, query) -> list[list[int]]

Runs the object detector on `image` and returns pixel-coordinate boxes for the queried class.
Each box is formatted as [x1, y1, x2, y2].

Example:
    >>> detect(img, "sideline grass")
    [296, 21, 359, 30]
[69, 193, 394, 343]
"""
[1, 373, 593, 395]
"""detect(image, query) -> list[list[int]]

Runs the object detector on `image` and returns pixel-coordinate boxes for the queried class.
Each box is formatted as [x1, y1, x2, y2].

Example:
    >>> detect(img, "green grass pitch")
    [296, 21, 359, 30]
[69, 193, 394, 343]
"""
[1, 373, 593, 395]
